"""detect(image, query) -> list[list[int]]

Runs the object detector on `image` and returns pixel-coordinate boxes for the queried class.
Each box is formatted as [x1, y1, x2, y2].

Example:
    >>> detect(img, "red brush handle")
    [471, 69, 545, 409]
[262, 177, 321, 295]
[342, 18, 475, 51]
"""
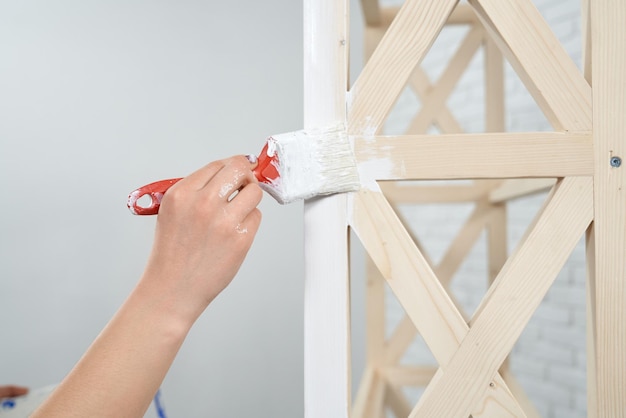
[127, 178, 183, 215]
[128, 145, 279, 215]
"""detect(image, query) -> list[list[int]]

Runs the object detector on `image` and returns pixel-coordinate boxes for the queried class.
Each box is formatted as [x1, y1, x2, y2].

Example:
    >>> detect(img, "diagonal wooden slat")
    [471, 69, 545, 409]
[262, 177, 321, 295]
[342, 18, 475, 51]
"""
[385, 383, 413, 418]
[383, 314, 418, 365]
[351, 187, 527, 417]
[410, 177, 593, 417]
[489, 178, 556, 203]
[500, 369, 542, 418]
[354, 132, 592, 180]
[382, 366, 438, 387]
[407, 67, 464, 134]
[437, 202, 493, 286]
[405, 26, 484, 134]
[468, 0, 591, 131]
[379, 202, 489, 365]
[348, 0, 459, 135]
[352, 366, 385, 418]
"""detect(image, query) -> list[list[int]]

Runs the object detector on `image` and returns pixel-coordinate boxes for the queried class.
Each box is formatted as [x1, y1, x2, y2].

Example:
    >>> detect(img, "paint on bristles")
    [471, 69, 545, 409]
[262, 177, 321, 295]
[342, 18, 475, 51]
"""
[253, 124, 360, 204]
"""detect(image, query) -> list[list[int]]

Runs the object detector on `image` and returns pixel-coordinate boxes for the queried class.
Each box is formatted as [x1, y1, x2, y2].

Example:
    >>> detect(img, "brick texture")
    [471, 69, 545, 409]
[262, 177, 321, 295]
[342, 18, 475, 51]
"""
[380, 1, 587, 416]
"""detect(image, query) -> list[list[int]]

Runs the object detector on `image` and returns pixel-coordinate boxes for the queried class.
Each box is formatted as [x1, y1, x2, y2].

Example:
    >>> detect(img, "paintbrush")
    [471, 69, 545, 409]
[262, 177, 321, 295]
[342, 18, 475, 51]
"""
[127, 124, 360, 215]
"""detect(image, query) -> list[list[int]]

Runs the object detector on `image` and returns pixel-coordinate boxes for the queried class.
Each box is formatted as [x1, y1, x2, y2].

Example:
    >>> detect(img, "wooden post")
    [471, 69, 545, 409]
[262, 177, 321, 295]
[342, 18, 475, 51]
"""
[590, 0, 626, 414]
[303, 1, 351, 417]
[300, 0, 626, 416]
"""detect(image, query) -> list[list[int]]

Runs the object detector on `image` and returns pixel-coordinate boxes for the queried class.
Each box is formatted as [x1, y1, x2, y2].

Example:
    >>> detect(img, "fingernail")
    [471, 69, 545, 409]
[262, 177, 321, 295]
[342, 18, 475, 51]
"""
[246, 154, 258, 164]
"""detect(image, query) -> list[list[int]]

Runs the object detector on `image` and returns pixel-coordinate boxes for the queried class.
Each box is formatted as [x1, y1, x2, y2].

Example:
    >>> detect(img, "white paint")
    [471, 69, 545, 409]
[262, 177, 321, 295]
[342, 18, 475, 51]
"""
[218, 169, 246, 199]
[260, 125, 360, 204]
[303, 1, 351, 417]
[357, 157, 395, 191]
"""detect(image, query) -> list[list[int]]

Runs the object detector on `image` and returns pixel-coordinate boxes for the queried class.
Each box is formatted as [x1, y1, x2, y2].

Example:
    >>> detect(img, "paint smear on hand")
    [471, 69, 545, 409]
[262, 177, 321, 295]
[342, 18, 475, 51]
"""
[218, 170, 246, 199]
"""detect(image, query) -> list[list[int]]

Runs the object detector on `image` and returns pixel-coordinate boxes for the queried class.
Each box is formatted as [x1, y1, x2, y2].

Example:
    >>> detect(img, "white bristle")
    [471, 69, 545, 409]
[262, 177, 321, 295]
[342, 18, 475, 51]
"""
[259, 124, 360, 204]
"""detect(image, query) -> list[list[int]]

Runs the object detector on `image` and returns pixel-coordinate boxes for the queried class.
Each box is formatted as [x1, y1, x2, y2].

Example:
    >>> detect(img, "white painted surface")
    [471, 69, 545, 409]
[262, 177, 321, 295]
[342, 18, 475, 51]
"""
[262, 126, 359, 204]
[303, 1, 352, 417]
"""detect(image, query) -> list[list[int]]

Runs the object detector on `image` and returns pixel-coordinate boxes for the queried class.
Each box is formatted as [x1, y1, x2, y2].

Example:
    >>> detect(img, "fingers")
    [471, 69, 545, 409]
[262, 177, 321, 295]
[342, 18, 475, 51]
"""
[179, 155, 256, 195]
[226, 183, 263, 235]
[158, 155, 263, 226]
[200, 156, 258, 203]
[181, 159, 226, 190]
[0, 385, 29, 398]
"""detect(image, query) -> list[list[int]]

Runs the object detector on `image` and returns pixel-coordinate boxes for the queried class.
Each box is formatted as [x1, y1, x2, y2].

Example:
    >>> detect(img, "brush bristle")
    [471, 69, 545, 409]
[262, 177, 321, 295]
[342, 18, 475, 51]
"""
[259, 124, 360, 204]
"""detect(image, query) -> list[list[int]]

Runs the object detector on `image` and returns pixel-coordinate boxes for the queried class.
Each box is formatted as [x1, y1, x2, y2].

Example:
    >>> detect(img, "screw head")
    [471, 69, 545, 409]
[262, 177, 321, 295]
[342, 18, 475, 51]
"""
[610, 156, 622, 168]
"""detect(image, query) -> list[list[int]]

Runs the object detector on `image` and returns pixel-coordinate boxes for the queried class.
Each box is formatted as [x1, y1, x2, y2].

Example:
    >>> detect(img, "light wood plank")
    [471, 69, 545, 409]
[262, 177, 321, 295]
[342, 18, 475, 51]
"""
[407, 67, 464, 134]
[581, 0, 592, 84]
[486, 203, 507, 289]
[582, 2, 596, 415]
[469, 0, 591, 131]
[354, 132, 592, 180]
[360, 0, 381, 26]
[303, 1, 350, 417]
[383, 314, 418, 365]
[437, 202, 493, 287]
[586, 225, 598, 418]
[485, 34, 505, 133]
[351, 367, 386, 418]
[489, 178, 556, 203]
[500, 369, 541, 418]
[366, 255, 386, 364]
[405, 26, 484, 134]
[411, 177, 593, 417]
[377, 4, 478, 28]
[351, 187, 527, 417]
[486, 202, 510, 373]
[348, 0, 458, 135]
[381, 181, 497, 204]
[385, 383, 413, 418]
[591, 0, 626, 413]
[382, 366, 438, 387]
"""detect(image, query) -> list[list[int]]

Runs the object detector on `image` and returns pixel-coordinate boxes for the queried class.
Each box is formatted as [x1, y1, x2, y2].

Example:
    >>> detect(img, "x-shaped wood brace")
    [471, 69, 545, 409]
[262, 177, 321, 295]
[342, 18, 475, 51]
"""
[351, 177, 592, 416]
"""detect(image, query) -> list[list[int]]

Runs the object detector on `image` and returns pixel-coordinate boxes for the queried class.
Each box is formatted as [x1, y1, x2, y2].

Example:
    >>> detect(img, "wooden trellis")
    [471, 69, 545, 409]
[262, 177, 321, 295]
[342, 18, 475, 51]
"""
[302, 0, 625, 417]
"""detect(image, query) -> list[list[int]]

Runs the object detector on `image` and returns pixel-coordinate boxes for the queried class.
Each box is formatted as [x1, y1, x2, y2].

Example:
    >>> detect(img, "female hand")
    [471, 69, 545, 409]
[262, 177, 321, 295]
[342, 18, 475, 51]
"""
[139, 155, 263, 326]
[32, 156, 263, 418]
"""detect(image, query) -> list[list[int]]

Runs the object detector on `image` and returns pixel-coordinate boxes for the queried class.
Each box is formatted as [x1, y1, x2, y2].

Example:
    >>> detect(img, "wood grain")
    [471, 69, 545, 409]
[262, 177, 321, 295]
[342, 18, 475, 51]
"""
[355, 132, 592, 180]
[591, 0, 626, 413]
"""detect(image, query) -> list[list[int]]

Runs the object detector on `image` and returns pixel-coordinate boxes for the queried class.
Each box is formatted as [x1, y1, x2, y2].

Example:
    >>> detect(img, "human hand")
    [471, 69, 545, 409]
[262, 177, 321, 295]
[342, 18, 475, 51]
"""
[0, 385, 28, 399]
[139, 155, 263, 326]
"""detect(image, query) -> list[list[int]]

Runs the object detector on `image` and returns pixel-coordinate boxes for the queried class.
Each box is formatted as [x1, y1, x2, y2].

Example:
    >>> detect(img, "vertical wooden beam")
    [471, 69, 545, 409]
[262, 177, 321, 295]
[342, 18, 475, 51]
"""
[484, 32, 504, 133]
[582, 1, 597, 416]
[361, 0, 382, 26]
[586, 225, 598, 418]
[591, 0, 626, 414]
[303, 1, 351, 417]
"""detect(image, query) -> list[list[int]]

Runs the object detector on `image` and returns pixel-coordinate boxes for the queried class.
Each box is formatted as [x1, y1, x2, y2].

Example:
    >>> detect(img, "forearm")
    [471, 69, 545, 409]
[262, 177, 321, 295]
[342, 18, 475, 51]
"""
[32, 279, 191, 418]
[32, 156, 262, 417]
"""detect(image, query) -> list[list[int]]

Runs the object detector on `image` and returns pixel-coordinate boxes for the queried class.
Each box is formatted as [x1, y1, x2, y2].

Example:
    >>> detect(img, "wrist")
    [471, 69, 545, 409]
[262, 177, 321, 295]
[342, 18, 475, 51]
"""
[132, 270, 205, 336]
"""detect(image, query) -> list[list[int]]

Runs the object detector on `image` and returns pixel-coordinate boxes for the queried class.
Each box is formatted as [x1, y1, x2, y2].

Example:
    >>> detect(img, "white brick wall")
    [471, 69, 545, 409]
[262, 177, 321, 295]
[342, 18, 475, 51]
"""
[378, 1, 587, 416]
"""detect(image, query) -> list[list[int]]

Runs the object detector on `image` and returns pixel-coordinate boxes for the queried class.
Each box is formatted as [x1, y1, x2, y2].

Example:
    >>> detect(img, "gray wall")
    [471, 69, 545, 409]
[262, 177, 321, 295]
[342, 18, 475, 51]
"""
[1, 1, 306, 416]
